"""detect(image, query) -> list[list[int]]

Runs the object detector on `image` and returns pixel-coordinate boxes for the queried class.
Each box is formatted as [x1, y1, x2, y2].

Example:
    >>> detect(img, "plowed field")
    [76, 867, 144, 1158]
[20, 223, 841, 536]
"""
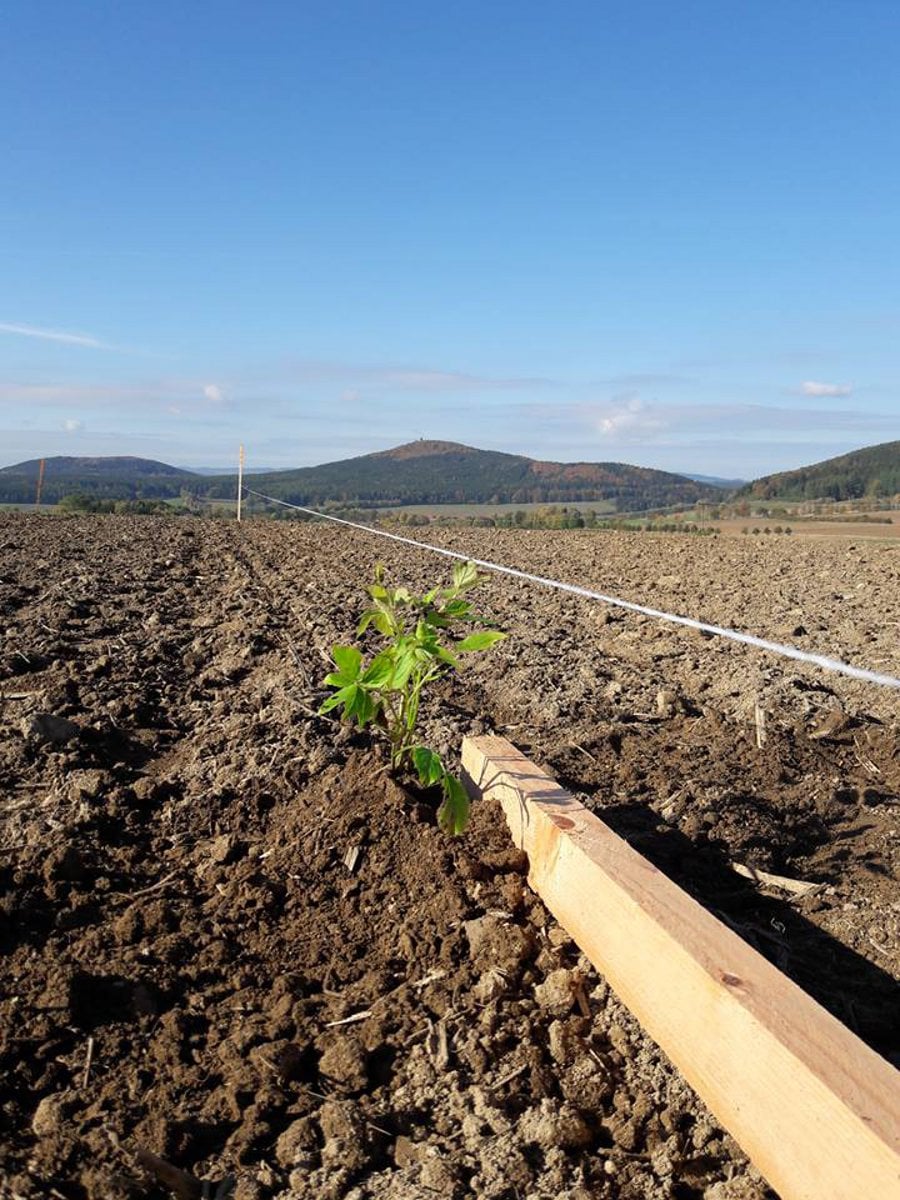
[2, 514, 898, 1200]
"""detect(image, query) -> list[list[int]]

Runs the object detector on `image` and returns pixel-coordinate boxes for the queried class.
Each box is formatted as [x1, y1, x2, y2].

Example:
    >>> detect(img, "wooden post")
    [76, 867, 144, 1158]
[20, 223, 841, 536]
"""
[35, 458, 45, 508]
[461, 735, 900, 1200]
[236, 444, 244, 522]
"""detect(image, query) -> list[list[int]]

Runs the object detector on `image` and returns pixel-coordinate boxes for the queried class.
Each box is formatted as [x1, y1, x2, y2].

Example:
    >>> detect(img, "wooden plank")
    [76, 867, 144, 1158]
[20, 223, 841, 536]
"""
[461, 734, 900, 1200]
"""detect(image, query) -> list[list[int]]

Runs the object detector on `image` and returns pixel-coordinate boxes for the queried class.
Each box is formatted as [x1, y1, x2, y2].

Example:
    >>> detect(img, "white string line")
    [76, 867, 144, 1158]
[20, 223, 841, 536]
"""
[244, 488, 900, 692]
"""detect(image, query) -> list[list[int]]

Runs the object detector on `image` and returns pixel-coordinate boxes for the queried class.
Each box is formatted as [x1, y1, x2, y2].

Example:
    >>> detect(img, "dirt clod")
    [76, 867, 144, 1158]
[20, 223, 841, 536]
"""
[22, 711, 82, 744]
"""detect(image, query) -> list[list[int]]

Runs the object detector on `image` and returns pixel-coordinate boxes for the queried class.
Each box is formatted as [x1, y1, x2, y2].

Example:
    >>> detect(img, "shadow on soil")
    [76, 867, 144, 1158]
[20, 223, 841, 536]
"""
[597, 801, 900, 1065]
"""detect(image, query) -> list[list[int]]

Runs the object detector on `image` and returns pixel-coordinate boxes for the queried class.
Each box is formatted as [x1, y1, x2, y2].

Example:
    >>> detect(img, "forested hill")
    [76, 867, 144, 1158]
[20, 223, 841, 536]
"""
[735, 441, 900, 502]
[0, 442, 728, 509]
[0, 457, 197, 504]
[199, 440, 724, 509]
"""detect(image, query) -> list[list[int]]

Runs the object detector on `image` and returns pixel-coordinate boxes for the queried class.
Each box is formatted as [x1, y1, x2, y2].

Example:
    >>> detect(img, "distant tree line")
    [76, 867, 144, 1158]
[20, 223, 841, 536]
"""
[0, 475, 187, 505]
[56, 494, 189, 515]
[381, 505, 721, 534]
[205, 478, 717, 510]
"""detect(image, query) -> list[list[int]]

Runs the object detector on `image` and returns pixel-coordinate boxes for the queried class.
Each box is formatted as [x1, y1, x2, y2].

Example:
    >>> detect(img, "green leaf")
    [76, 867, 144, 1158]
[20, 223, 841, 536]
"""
[452, 561, 479, 592]
[348, 686, 376, 726]
[441, 598, 472, 620]
[435, 645, 460, 669]
[318, 683, 357, 715]
[412, 745, 444, 787]
[330, 645, 361, 682]
[361, 652, 394, 688]
[438, 773, 471, 835]
[455, 630, 506, 653]
[391, 646, 418, 689]
[423, 611, 451, 628]
[358, 609, 393, 637]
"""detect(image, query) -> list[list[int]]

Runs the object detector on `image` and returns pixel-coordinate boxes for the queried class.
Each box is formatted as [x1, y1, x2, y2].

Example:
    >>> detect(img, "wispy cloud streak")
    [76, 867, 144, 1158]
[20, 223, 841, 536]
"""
[0, 378, 232, 410]
[0, 321, 115, 349]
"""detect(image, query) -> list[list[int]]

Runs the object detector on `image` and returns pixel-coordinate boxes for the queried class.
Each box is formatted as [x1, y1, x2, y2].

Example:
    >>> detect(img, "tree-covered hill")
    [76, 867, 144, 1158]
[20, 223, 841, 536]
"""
[1, 441, 728, 510]
[734, 441, 900, 502]
[0, 457, 197, 504]
[199, 440, 724, 510]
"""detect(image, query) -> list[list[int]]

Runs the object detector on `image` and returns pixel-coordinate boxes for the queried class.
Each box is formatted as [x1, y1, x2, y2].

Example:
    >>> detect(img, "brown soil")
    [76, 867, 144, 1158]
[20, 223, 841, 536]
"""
[1, 515, 898, 1200]
[715, 518, 900, 540]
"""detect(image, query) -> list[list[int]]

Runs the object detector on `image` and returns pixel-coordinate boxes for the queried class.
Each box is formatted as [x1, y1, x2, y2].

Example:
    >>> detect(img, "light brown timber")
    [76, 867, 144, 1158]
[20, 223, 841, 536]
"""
[461, 734, 900, 1200]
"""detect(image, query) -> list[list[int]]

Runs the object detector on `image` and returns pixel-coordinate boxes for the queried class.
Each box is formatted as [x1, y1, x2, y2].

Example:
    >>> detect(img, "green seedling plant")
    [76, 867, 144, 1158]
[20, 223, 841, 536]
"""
[319, 560, 505, 834]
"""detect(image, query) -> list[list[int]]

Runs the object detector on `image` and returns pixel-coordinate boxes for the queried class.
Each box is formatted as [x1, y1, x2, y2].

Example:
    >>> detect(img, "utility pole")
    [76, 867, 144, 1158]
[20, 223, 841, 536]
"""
[35, 459, 46, 508]
[237, 445, 244, 522]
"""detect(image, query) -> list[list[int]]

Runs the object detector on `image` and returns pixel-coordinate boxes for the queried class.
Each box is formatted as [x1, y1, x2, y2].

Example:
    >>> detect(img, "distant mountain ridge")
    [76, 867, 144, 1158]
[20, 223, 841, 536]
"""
[9, 438, 894, 510]
[197, 439, 724, 510]
[0, 441, 723, 510]
[189, 465, 275, 475]
[735, 440, 900, 501]
[2, 455, 194, 477]
[684, 473, 746, 489]
[0, 456, 197, 505]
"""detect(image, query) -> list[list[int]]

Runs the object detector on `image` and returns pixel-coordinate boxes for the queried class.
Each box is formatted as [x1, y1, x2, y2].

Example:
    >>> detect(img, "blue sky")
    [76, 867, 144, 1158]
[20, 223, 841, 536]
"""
[1, 1, 898, 477]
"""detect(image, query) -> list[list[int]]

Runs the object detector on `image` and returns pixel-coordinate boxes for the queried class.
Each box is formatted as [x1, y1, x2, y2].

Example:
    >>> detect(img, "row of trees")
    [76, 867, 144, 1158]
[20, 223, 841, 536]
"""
[56, 494, 190, 516]
[379, 506, 721, 534]
[0, 475, 189, 505]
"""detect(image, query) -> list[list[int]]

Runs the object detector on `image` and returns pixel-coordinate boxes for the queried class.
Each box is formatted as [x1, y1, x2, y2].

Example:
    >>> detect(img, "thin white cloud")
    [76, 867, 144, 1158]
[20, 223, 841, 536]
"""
[0, 321, 114, 349]
[513, 399, 896, 445]
[0, 384, 114, 405]
[800, 380, 852, 398]
[63, 418, 84, 433]
[595, 393, 666, 438]
[0, 378, 231, 411]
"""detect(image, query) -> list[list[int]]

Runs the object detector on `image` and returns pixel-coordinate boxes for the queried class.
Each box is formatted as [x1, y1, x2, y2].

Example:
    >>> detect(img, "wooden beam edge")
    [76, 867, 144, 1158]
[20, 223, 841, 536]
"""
[462, 734, 900, 1200]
